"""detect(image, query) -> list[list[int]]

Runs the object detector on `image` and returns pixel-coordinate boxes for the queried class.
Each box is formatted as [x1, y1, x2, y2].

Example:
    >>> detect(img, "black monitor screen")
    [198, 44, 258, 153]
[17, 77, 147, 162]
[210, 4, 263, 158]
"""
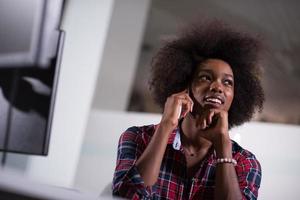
[0, 0, 64, 156]
[0, 55, 62, 155]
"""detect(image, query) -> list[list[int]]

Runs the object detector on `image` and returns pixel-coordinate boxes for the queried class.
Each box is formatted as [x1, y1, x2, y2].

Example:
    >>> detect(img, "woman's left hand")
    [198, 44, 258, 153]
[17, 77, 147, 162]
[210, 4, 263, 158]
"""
[195, 109, 232, 154]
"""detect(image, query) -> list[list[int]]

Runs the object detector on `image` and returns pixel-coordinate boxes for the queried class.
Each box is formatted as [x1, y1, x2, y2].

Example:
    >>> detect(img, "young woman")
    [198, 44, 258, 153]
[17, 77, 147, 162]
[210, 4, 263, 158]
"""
[113, 20, 264, 200]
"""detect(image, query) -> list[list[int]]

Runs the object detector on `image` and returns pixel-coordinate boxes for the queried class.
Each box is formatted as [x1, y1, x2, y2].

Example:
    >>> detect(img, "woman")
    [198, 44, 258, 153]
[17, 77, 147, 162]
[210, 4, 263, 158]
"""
[112, 19, 264, 200]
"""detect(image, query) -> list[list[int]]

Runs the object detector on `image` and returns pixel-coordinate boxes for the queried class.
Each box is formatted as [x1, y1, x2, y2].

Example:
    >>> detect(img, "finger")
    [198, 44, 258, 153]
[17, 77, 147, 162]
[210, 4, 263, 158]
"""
[200, 109, 214, 130]
[202, 118, 207, 130]
[173, 89, 188, 96]
[175, 93, 193, 116]
[210, 110, 228, 131]
[177, 103, 182, 119]
[181, 97, 193, 117]
[183, 102, 193, 117]
[207, 109, 215, 126]
[183, 93, 194, 112]
[216, 111, 228, 127]
[179, 99, 192, 118]
[174, 97, 184, 119]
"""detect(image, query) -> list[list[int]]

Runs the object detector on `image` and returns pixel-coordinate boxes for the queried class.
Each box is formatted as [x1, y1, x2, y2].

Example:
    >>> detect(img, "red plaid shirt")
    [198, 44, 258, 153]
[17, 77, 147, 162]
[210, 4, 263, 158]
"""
[112, 124, 261, 199]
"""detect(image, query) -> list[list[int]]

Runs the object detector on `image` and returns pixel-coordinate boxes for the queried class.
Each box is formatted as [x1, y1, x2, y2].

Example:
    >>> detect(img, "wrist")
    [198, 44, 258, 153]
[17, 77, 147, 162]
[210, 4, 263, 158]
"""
[160, 118, 178, 130]
[213, 135, 232, 158]
[158, 120, 177, 135]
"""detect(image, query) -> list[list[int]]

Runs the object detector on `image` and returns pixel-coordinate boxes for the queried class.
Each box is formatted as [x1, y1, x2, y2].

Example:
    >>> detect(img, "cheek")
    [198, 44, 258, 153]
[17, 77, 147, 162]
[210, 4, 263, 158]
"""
[191, 86, 206, 101]
[192, 82, 208, 94]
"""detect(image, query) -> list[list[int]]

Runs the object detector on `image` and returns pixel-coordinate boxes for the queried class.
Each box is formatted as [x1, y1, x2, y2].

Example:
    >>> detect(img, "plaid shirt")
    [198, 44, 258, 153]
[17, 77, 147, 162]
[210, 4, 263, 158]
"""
[112, 124, 261, 200]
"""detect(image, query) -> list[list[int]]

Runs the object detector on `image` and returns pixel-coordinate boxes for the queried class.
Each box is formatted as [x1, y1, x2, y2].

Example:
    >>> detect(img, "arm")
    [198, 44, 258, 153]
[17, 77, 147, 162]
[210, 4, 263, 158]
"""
[112, 90, 193, 198]
[214, 137, 243, 200]
[198, 110, 243, 199]
[112, 125, 174, 199]
[136, 90, 193, 186]
[215, 144, 262, 200]
[112, 127, 151, 198]
[200, 110, 261, 199]
[135, 122, 174, 186]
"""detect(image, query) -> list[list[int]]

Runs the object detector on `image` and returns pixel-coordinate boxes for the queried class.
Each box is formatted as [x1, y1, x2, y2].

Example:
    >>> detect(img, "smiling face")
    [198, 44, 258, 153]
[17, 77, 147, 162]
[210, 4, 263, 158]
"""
[190, 59, 234, 113]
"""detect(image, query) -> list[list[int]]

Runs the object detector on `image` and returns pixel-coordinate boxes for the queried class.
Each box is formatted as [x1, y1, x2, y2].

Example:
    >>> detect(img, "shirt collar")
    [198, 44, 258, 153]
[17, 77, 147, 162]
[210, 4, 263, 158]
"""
[166, 125, 217, 157]
[164, 126, 181, 150]
[172, 129, 181, 150]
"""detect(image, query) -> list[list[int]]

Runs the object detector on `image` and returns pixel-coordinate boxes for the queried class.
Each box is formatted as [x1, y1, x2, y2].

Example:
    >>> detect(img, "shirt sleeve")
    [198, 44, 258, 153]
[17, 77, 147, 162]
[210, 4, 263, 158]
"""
[235, 154, 262, 200]
[112, 127, 154, 199]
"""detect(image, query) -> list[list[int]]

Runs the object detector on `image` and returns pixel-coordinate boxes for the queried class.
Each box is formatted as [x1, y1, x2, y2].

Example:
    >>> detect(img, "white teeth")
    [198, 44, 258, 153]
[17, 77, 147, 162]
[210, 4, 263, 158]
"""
[205, 98, 222, 104]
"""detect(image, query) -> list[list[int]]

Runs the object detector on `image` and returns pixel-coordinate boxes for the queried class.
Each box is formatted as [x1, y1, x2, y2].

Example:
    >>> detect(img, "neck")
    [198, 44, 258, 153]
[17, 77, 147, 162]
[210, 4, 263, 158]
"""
[180, 113, 212, 152]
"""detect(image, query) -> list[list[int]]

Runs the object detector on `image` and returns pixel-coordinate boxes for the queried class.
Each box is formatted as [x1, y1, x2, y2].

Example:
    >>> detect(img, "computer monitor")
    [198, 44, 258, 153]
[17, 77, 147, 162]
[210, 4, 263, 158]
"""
[0, 0, 65, 156]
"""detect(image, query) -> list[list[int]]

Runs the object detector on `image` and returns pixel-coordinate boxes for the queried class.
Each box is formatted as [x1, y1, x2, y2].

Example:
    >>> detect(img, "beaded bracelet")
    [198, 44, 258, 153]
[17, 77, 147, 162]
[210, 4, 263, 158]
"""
[216, 158, 237, 166]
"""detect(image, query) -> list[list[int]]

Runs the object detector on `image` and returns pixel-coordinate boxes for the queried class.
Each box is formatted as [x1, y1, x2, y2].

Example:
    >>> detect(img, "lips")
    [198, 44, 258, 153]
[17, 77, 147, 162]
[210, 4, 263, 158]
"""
[203, 94, 225, 106]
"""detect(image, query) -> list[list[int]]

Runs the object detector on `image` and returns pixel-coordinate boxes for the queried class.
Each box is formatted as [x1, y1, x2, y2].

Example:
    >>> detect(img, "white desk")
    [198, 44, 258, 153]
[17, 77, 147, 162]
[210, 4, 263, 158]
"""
[0, 169, 101, 200]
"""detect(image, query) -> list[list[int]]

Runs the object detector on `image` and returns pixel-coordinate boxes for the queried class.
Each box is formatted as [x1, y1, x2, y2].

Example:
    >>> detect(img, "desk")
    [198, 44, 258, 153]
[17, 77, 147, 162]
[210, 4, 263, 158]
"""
[0, 169, 100, 200]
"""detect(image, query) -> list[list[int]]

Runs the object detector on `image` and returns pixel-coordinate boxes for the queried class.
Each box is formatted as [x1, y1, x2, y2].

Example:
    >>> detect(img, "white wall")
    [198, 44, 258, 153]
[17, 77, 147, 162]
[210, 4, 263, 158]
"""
[5, 0, 115, 188]
[75, 110, 300, 199]
[73, 0, 152, 193]
[92, 0, 151, 111]
[230, 123, 300, 200]
[74, 110, 161, 193]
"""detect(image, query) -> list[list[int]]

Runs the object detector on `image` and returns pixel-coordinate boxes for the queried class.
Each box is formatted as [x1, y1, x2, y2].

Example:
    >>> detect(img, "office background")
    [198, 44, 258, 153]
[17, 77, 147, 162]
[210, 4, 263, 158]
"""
[1, 0, 299, 199]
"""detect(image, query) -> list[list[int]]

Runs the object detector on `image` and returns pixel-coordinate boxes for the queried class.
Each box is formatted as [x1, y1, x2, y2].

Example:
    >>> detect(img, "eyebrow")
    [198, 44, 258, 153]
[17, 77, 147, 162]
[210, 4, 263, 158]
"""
[198, 69, 234, 78]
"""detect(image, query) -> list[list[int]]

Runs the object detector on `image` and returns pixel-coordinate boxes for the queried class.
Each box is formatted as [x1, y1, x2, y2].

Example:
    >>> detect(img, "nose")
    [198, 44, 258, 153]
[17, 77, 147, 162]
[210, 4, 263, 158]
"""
[210, 81, 223, 93]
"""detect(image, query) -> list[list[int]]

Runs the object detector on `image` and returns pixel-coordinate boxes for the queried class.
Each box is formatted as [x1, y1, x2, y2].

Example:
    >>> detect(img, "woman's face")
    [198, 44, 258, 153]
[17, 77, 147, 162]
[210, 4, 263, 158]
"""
[190, 58, 234, 113]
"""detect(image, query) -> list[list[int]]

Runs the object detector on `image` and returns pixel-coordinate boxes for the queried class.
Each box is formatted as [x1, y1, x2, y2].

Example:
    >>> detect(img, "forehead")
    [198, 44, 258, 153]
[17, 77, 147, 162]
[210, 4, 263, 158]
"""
[197, 59, 233, 76]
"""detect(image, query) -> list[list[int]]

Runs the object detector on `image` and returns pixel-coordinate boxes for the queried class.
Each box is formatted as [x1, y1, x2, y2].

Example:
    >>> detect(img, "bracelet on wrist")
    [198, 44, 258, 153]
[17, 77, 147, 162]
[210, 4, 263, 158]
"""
[215, 158, 237, 166]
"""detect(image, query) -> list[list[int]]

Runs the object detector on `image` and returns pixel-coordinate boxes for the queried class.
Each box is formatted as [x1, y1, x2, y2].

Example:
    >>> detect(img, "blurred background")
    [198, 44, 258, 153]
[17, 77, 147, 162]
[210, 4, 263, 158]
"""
[84, 0, 300, 198]
[0, 0, 299, 199]
[96, 0, 300, 125]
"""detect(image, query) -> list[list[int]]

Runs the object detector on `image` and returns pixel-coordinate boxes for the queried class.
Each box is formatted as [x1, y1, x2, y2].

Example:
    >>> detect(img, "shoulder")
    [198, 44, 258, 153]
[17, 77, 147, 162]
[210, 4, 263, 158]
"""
[119, 124, 156, 144]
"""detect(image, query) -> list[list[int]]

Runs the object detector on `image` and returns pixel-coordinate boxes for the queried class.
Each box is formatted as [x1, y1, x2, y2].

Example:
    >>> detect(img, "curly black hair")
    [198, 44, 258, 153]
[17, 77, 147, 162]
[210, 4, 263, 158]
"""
[149, 19, 265, 128]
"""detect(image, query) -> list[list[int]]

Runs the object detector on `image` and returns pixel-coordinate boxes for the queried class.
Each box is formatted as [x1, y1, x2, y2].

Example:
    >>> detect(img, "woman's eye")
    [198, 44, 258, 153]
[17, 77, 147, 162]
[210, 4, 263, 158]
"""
[198, 75, 210, 81]
[224, 79, 233, 86]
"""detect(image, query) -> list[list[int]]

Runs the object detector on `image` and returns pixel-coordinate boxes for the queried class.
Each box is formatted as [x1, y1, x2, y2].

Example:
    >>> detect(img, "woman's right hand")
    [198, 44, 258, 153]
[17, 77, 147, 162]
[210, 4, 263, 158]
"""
[160, 90, 194, 129]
